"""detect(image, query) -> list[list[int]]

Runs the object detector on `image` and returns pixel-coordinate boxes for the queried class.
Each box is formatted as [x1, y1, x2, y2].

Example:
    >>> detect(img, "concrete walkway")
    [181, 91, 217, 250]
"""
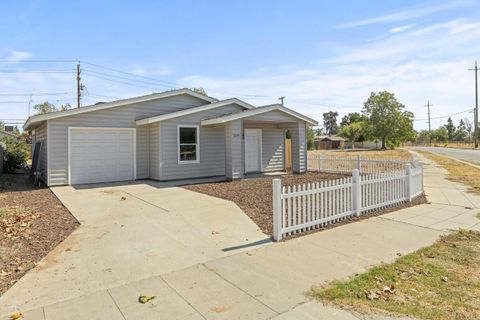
[2, 153, 480, 319]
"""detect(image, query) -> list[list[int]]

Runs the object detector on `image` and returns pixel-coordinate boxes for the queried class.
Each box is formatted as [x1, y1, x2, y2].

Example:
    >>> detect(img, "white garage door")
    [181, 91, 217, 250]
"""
[69, 128, 135, 185]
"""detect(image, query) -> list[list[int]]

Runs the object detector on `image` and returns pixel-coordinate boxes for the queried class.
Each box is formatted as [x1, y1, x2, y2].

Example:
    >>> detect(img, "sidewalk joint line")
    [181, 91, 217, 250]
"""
[106, 289, 127, 320]
[201, 263, 281, 315]
[159, 274, 208, 320]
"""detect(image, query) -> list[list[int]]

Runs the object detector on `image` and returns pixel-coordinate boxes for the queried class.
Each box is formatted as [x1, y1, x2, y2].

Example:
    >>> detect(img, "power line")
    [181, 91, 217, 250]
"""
[82, 61, 180, 87]
[0, 92, 73, 97]
[83, 69, 173, 88]
[413, 108, 473, 121]
[0, 69, 75, 73]
[83, 71, 166, 91]
[0, 59, 77, 63]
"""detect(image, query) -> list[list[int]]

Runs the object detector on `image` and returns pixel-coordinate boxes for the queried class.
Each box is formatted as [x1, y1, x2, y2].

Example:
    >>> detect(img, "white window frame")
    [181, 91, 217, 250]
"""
[177, 125, 200, 164]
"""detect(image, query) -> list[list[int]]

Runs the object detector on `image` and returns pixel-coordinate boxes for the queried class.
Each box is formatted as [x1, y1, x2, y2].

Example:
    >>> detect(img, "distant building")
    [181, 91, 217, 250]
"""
[314, 135, 347, 150]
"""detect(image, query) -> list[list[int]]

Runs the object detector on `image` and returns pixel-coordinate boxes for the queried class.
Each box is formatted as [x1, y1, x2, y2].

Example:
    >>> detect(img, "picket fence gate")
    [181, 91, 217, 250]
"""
[273, 164, 423, 241]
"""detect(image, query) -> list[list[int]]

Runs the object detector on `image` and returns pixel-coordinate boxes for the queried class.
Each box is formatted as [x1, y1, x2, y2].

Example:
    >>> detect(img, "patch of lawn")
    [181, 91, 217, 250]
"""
[309, 230, 480, 320]
[416, 151, 480, 195]
[0, 205, 30, 220]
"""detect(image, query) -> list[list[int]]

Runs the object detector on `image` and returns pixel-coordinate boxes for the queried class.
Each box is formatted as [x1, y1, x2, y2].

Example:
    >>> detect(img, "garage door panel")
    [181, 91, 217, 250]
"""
[70, 128, 135, 185]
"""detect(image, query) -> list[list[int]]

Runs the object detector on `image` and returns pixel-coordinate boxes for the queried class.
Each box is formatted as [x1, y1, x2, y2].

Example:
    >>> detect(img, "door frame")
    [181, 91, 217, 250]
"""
[244, 128, 263, 173]
[67, 127, 137, 185]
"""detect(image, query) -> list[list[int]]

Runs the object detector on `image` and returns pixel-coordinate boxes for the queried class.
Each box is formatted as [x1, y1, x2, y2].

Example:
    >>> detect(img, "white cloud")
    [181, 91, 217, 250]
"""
[4, 51, 33, 63]
[389, 24, 415, 33]
[339, 1, 471, 28]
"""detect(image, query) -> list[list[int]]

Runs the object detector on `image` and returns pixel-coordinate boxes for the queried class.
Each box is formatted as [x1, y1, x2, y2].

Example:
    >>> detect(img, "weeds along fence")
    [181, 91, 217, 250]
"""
[272, 164, 423, 241]
[307, 155, 410, 174]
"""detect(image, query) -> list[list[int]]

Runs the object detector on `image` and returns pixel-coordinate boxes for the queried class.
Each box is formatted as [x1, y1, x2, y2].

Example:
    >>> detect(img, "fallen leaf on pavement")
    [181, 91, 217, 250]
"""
[138, 294, 156, 304]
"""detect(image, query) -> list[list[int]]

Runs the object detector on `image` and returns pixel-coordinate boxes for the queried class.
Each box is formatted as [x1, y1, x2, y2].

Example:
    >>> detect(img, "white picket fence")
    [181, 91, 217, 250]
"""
[308, 155, 409, 174]
[272, 164, 423, 241]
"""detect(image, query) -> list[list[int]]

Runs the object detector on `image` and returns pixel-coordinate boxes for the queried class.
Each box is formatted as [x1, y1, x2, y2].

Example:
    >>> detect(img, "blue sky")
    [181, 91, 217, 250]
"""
[1, 0, 479, 130]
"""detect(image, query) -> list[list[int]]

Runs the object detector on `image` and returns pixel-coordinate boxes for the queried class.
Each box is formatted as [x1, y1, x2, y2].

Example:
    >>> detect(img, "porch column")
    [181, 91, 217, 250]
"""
[288, 121, 307, 173]
[225, 120, 244, 180]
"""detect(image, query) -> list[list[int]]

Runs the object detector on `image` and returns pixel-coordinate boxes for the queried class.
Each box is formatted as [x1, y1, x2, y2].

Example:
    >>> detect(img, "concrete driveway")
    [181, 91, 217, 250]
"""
[0, 180, 269, 314]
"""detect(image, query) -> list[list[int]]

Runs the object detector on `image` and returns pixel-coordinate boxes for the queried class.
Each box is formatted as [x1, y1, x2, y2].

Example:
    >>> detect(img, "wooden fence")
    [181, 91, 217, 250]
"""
[272, 164, 423, 240]
[308, 155, 410, 174]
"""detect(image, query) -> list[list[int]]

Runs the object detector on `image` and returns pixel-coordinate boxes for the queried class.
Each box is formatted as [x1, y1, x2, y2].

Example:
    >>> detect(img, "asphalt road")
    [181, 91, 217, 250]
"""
[412, 146, 480, 165]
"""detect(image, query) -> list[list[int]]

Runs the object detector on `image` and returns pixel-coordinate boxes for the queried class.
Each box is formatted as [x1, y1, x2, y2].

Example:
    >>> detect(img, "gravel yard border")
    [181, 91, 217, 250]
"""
[0, 174, 79, 296]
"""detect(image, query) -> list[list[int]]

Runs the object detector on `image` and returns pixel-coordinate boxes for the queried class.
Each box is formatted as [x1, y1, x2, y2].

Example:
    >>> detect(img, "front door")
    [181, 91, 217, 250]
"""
[244, 129, 262, 173]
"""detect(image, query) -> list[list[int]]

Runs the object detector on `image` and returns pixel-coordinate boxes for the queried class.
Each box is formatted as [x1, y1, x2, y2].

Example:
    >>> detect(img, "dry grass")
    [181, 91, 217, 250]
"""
[417, 150, 480, 195]
[309, 230, 480, 320]
[308, 149, 411, 161]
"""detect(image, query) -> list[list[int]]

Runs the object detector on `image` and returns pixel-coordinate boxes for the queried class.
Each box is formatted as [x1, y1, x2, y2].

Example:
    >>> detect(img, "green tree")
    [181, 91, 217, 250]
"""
[340, 112, 367, 127]
[339, 121, 366, 148]
[322, 111, 339, 136]
[432, 127, 448, 143]
[362, 91, 416, 149]
[33, 101, 57, 114]
[444, 117, 456, 141]
[454, 119, 467, 141]
[192, 87, 208, 96]
[60, 103, 72, 111]
[1, 137, 29, 173]
[0, 120, 4, 130]
[307, 127, 315, 150]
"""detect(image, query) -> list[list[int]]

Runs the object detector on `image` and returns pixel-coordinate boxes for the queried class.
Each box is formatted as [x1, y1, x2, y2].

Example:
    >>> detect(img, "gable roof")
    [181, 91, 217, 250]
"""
[200, 104, 318, 126]
[135, 98, 254, 125]
[23, 88, 215, 130]
[315, 135, 347, 142]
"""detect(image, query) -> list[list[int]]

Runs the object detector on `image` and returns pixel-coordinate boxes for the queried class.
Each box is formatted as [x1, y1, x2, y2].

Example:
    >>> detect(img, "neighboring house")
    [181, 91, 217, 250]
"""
[314, 135, 346, 150]
[23, 88, 317, 186]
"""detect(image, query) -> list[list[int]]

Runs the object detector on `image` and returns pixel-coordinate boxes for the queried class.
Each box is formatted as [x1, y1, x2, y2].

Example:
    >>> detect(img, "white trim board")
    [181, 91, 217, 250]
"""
[67, 127, 137, 185]
[24, 88, 215, 130]
[135, 98, 254, 125]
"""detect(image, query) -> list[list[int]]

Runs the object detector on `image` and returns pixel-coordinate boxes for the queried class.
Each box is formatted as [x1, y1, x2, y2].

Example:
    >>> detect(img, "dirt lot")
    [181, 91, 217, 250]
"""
[183, 172, 426, 236]
[308, 149, 412, 160]
[0, 174, 79, 295]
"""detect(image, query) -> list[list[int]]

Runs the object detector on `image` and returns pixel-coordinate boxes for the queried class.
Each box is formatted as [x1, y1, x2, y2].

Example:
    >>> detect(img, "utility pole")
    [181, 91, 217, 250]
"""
[425, 100, 432, 144]
[469, 61, 479, 148]
[278, 96, 285, 105]
[76, 62, 83, 108]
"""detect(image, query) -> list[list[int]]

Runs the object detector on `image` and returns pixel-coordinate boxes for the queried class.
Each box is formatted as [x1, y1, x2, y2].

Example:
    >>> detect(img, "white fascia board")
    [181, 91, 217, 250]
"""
[23, 89, 216, 130]
[135, 98, 255, 125]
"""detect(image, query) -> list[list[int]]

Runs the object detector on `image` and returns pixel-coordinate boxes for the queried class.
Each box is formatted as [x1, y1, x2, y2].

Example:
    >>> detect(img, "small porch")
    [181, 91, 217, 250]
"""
[201, 104, 318, 180]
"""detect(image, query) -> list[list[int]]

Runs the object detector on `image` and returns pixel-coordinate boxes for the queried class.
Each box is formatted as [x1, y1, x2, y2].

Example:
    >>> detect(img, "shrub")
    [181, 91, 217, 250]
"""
[2, 138, 29, 173]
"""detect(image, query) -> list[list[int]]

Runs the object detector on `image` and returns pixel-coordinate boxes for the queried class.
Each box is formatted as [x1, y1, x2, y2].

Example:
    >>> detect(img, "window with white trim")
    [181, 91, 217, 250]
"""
[178, 126, 199, 163]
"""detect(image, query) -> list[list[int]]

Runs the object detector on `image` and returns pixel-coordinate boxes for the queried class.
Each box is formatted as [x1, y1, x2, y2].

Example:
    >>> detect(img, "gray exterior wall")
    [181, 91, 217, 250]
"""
[159, 104, 244, 180]
[32, 121, 48, 184]
[225, 120, 243, 179]
[46, 94, 207, 186]
[149, 123, 160, 180]
[243, 122, 285, 172]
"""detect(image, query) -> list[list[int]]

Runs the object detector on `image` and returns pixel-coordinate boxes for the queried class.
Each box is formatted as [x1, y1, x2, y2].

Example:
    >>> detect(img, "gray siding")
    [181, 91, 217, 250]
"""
[245, 110, 300, 123]
[136, 124, 149, 179]
[262, 128, 285, 172]
[47, 94, 207, 186]
[149, 123, 160, 180]
[159, 104, 244, 180]
[34, 122, 48, 184]
[225, 120, 243, 179]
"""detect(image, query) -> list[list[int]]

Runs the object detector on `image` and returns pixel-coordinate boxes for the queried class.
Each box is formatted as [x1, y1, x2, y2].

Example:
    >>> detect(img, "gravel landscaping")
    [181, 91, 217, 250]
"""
[0, 174, 79, 295]
[183, 172, 426, 237]
[183, 172, 348, 235]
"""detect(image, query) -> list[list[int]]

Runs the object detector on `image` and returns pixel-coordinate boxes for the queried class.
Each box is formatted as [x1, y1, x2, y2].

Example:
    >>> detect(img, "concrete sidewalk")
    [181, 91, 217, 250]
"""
[2, 152, 480, 320]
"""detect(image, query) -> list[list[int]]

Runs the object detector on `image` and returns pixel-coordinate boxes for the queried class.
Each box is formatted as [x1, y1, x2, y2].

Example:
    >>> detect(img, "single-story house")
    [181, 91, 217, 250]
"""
[314, 135, 347, 150]
[23, 89, 318, 186]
